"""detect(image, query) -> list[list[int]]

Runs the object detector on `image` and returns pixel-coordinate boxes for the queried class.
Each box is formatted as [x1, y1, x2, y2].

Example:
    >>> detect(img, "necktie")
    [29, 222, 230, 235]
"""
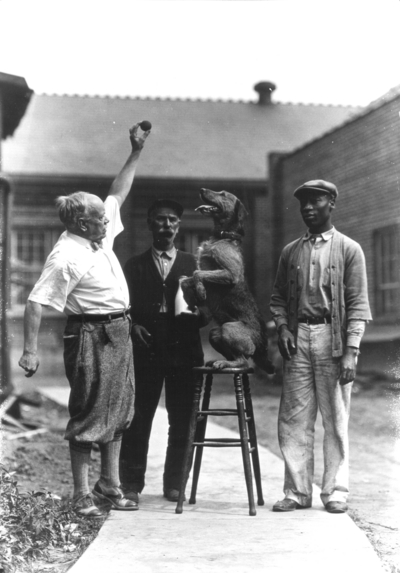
[91, 241, 103, 251]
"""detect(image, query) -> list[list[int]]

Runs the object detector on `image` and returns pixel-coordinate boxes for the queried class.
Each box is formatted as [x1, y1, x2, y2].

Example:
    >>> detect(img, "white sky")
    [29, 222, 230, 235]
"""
[0, 0, 399, 106]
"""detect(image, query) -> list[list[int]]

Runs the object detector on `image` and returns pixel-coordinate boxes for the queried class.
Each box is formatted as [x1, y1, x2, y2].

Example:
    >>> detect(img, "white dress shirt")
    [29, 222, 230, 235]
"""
[29, 196, 129, 315]
[151, 246, 177, 312]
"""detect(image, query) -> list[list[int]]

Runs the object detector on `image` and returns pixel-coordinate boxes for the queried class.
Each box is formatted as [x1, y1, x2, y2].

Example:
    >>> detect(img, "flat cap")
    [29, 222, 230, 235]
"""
[294, 179, 338, 200]
[147, 198, 184, 218]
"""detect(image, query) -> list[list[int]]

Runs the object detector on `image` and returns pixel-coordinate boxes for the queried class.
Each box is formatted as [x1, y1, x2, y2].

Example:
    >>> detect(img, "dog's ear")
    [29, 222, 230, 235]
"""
[234, 198, 248, 225]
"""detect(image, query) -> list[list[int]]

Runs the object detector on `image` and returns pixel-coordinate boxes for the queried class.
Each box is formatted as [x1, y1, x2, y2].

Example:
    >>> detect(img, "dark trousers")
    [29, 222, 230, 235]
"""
[120, 317, 198, 492]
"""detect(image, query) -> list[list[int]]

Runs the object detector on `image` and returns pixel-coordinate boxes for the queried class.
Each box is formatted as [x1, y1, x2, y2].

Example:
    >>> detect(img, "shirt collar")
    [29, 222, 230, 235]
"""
[65, 231, 93, 250]
[303, 226, 335, 242]
[152, 245, 177, 259]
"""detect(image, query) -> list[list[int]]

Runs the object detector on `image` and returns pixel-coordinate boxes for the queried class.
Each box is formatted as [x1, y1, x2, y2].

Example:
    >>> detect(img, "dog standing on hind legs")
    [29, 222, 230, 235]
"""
[181, 188, 275, 374]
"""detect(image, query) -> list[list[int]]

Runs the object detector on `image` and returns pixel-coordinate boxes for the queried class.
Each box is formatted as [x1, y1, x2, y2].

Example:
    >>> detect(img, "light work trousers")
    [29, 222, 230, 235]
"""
[279, 323, 352, 507]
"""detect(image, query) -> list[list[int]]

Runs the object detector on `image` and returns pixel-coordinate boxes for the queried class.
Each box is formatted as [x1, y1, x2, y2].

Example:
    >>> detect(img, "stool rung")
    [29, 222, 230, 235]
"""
[204, 438, 241, 443]
[192, 441, 242, 448]
[198, 409, 238, 416]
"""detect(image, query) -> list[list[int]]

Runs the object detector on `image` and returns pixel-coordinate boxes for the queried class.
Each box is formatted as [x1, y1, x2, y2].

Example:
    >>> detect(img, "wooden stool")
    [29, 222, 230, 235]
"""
[176, 366, 264, 516]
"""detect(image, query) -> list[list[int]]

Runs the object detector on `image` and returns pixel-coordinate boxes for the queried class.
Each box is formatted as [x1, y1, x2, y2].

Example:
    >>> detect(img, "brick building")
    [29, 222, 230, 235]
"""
[267, 86, 400, 374]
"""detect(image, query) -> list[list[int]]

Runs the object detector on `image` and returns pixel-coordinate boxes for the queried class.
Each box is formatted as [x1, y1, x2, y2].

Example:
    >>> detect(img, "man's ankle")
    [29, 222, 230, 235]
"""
[73, 489, 91, 500]
[98, 479, 119, 492]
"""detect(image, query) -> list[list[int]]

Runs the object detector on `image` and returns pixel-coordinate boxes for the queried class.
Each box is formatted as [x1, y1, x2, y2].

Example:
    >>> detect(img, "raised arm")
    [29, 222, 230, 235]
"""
[108, 122, 151, 207]
[18, 300, 44, 377]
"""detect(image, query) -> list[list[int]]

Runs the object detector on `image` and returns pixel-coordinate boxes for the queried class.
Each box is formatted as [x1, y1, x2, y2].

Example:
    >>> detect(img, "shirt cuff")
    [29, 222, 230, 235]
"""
[346, 335, 362, 349]
[346, 319, 366, 349]
[274, 317, 288, 330]
[28, 294, 64, 314]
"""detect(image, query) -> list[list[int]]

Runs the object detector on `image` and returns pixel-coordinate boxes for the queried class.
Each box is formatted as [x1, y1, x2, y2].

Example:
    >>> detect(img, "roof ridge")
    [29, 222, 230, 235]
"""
[33, 92, 359, 109]
[362, 83, 400, 112]
[288, 84, 400, 156]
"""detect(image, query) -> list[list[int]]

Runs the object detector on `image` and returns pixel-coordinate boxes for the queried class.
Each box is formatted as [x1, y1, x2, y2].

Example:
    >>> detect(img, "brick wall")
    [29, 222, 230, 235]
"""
[268, 94, 400, 321]
[267, 94, 400, 373]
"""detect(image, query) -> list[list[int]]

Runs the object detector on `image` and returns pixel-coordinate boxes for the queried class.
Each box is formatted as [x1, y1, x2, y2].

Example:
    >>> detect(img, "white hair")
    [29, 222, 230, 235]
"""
[55, 191, 91, 228]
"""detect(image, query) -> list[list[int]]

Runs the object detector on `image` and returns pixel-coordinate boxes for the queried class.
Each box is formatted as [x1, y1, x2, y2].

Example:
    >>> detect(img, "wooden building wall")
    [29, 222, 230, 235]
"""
[9, 175, 267, 380]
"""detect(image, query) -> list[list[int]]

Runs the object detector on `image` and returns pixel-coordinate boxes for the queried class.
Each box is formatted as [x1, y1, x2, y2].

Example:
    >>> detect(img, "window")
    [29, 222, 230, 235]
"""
[374, 225, 400, 318]
[11, 227, 62, 308]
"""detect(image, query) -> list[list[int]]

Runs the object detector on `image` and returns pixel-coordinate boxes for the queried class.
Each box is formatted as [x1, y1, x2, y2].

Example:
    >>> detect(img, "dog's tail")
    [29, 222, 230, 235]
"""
[253, 348, 275, 375]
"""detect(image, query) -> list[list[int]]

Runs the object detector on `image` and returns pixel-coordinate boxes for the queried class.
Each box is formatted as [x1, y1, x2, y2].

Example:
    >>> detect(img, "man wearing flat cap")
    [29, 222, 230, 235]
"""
[270, 179, 371, 514]
[119, 198, 209, 503]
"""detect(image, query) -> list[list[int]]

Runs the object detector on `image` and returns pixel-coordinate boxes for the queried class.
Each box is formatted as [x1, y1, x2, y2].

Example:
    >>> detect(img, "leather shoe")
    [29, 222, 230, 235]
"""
[272, 498, 311, 512]
[325, 501, 347, 513]
[163, 488, 186, 502]
[92, 481, 139, 511]
[72, 494, 107, 519]
[123, 490, 139, 504]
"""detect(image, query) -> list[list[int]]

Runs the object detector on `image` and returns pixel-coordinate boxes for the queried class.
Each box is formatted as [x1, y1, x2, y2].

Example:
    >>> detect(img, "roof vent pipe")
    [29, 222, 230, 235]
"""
[254, 81, 276, 105]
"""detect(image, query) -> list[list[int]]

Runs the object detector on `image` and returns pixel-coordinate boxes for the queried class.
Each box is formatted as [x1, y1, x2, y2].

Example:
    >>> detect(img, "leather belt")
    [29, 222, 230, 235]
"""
[298, 316, 331, 325]
[67, 309, 130, 323]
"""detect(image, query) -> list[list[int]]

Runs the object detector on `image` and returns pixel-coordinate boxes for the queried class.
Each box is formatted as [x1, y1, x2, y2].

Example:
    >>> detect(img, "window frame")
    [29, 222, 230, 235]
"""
[10, 224, 63, 312]
[373, 224, 400, 320]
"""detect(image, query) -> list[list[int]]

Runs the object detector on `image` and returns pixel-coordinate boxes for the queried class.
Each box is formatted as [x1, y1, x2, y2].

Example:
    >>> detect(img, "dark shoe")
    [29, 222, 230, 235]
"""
[325, 501, 347, 514]
[163, 488, 186, 502]
[123, 490, 139, 504]
[272, 498, 311, 512]
[73, 494, 107, 519]
[93, 481, 139, 511]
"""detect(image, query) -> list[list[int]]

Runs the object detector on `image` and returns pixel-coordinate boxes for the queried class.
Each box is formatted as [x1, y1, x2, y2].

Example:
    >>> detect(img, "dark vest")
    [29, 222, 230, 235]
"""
[124, 249, 204, 367]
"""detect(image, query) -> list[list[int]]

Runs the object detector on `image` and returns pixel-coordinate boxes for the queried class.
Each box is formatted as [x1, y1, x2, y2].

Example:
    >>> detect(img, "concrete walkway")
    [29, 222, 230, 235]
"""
[37, 387, 384, 572]
[38, 391, 382, 573]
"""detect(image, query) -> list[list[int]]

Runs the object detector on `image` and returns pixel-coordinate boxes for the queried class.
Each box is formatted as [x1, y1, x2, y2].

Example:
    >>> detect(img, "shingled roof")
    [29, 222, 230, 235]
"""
[2, 93, 360, 180]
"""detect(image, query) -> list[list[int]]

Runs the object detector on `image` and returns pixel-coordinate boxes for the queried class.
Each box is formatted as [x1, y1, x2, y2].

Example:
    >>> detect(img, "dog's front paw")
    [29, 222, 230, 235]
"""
[209, 360, 231, 370]
[180, 277, 192, 292]
[195, 282, 207, 300]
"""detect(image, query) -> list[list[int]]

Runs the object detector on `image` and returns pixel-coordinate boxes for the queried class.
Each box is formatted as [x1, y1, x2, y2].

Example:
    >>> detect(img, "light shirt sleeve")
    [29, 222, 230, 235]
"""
[28, 249, 80, 313]
[103, 195, 123, 249]
[346, 319, 366, 348]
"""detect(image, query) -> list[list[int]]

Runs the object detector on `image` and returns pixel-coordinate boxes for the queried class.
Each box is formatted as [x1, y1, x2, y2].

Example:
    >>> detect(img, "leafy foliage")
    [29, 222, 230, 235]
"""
[0, 464, 105, 573]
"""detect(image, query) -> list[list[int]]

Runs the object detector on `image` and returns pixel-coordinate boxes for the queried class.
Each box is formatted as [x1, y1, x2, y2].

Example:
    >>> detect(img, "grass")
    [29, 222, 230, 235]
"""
[0, 464, 106, 573]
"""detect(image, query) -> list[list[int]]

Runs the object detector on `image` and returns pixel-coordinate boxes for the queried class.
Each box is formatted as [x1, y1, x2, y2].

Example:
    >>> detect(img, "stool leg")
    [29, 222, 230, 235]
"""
[234, 373, 256, 516]
[189, 373, 213, 504]
[243, 373, 264, 506]
[176, 372, 203, 514]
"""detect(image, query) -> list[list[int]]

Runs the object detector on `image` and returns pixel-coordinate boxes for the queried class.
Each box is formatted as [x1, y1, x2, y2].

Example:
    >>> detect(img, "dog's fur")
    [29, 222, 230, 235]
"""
[181, 188, 275, 373]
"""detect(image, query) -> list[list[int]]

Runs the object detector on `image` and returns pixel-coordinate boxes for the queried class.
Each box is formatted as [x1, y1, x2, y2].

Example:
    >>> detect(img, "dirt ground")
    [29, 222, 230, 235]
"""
[1, 397, 102, 500]
[1, 374, 400, 573]
[1, 395, 105, 572]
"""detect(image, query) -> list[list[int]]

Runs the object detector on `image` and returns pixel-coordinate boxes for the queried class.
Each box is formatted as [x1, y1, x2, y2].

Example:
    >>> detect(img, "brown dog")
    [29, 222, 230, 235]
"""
[181, 188, 275, 373]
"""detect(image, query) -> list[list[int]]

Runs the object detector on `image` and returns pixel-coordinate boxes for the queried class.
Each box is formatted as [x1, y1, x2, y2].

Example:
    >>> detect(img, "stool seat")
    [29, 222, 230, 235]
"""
[193, 366, 254, 375]
[176, 366, 264, 517]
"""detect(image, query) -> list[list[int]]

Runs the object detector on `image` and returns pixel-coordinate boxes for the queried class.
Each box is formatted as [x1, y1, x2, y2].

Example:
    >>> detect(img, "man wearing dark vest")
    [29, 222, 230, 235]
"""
[120, 199, 209, 503]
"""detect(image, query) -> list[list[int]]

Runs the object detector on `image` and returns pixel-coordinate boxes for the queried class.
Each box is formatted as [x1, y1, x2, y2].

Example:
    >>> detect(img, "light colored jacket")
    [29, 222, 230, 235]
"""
[270, 229, 372, 357]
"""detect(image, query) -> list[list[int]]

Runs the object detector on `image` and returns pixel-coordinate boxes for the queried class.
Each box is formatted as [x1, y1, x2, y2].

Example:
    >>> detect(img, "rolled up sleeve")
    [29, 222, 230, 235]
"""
[28, 256, 77, 313]
[346, 319, 366, 348]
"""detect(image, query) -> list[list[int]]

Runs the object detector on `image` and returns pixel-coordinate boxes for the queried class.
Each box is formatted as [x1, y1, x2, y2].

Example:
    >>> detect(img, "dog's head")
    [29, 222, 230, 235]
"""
[196, 188, 248, 237]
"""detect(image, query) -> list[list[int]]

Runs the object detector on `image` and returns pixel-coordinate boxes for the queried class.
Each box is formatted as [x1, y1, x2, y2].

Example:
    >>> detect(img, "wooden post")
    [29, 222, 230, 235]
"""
[0, 175, 12, 398]
[0, 86, 12, 398]
[0, 72, 32, 399]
